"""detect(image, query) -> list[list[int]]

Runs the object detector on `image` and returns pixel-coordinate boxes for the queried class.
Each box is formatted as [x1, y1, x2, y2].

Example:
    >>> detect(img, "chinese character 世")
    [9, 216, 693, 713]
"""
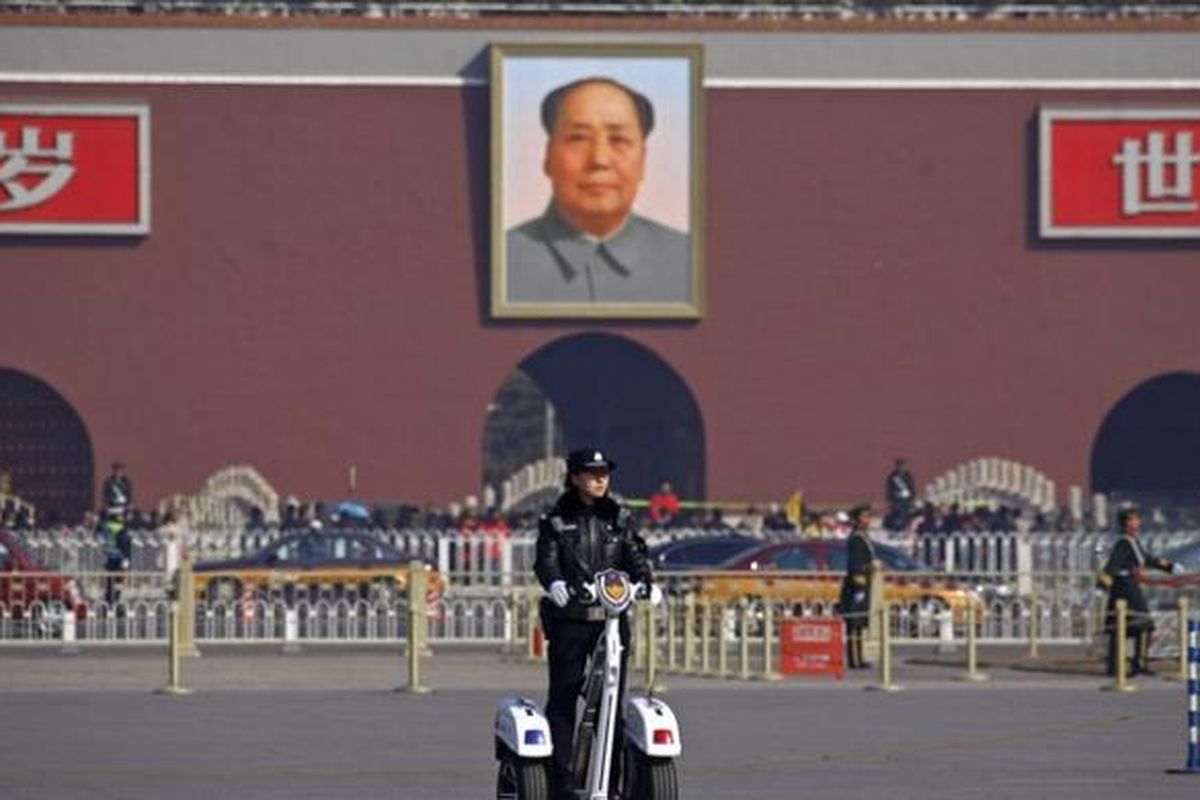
[1111, 131, 1200, 217]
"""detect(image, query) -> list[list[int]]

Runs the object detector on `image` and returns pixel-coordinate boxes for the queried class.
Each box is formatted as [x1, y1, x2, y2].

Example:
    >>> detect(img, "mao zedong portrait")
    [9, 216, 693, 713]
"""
[506, 77, 691, 305]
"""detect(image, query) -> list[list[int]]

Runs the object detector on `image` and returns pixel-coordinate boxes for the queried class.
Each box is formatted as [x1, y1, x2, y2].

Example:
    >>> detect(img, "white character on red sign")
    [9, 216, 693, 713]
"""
[0, 127, 76, 211]
[1112, 131, 1200, 217]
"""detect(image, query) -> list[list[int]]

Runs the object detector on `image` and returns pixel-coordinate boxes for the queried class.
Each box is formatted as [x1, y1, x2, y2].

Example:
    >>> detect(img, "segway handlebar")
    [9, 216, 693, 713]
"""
[545, 570, 653, 614]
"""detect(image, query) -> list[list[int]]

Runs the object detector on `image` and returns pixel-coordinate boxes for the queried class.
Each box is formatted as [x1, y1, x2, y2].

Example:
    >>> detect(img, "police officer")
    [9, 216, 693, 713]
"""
[884, 458, 916, 532]
[534, 447, 654, 800]
[102, 461, 133, 519]
[839, 504, 876, 670]
[101, 513, 132, 605]
[1098, 506, 1181, 676]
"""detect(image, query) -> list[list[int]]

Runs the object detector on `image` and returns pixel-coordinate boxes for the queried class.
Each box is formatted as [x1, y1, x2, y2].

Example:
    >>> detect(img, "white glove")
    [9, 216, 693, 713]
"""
[1172, 563, 1185, 576]
[548, 580, 570, 608]
[649, 584, 664, 607]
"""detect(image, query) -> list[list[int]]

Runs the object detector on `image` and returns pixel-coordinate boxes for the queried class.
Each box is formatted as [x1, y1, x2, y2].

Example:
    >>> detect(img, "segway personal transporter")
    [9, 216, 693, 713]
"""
[494, 569, 682, 800]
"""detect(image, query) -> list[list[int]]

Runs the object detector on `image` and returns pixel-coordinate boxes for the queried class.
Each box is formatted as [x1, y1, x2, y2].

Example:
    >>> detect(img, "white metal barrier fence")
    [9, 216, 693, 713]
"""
[13, 527, 1200, 587]
[909, 530, 1200, 577]
[0, 592, 511, 646]
[11, 527, 526, 581]
[4, 582, 1197, 654]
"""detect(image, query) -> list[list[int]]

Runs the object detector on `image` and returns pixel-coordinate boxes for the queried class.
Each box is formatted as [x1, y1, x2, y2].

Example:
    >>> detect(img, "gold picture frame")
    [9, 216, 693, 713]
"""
[490, 42, 705, 320]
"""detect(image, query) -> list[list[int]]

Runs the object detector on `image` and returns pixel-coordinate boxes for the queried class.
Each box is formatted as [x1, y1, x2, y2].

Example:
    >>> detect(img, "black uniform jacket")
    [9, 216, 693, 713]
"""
[534, 491, 652, 623]
[1099, 535, 1171, 631]
[103, 475, 133, 510]
[839, 530, 876, 623]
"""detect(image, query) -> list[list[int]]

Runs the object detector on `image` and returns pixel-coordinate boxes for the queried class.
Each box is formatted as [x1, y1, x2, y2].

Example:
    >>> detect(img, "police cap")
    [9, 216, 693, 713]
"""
[566, 448, 617, 474]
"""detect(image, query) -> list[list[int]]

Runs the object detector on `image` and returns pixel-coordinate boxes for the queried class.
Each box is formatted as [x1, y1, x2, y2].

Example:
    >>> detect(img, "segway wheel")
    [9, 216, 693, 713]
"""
[626, 754, 678, 800]
[647, 758, 678, 800]
[496, 756, 549, 800]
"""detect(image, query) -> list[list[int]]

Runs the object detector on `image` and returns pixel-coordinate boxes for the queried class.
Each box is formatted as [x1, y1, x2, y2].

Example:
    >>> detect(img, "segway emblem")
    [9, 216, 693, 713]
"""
[598, 570, 631, 606]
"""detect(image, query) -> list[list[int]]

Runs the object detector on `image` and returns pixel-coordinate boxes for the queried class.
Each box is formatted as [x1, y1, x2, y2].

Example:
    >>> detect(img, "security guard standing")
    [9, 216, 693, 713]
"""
[534, 448, 655, 800]
[102, 461, 133, 519]
[101, 513, 132, 605]
[884, 458, 916, 532]
[1098, 507, 1181, 676]
[839, 504, 876, 670]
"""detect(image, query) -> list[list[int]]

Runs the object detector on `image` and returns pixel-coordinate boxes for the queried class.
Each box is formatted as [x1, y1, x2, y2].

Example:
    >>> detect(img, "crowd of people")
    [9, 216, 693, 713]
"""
[3, 456, 1199, 539]
[1, 493, 1189, 540]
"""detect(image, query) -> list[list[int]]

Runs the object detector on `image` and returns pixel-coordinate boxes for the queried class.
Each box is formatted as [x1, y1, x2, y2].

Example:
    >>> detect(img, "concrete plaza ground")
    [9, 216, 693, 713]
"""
[0, 645, 1194, 799]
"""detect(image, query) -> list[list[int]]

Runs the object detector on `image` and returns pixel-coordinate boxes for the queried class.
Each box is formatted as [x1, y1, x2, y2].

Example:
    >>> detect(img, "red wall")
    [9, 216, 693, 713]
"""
[1, 82, 1198, 507]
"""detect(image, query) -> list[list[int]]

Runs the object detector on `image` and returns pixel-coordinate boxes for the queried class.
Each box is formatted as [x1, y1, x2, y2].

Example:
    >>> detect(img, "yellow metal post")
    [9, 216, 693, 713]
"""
[866, 605, 901, 693]
[683, 594, 696, 675]
[1102, 599, 1138, 694]
[155, 569, 192, 696]
[665, 596, 677, 673]
[178, 558, 200, 658]
[736, 600, 750, 680]
[961, 595, 989, 682]
[645, 601, 664, 693]
[758, 601, 781, 681]
[400, 560, 432, 694]
[630, 602, 644, 670]
[717, 603, 730, 678]
[863, 559, 884, 664]
[417, 570, 433, 658]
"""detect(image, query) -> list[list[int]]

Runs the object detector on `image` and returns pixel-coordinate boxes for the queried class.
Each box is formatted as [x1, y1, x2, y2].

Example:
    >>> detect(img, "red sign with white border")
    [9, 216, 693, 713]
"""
[0, 104, 150, 235]
[779, 617, 845, 679]
[1040, 107, 1200, 239]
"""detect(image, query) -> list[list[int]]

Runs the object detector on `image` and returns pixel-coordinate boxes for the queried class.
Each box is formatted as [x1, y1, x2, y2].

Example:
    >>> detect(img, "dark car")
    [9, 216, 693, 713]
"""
[1143, 540, 1200, 606]
[648, 535, 759, 572]
[1162, 540, 1200, 574]
[0, 529, 83, 613]
[193, 531, 445, 605]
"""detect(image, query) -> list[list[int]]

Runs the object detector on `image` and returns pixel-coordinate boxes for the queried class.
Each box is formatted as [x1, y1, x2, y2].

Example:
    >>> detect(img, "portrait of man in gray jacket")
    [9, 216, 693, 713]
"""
[503, 76, 694, 310]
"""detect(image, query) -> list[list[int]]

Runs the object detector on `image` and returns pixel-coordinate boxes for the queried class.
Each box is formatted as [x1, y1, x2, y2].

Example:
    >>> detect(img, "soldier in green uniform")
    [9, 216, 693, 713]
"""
[1098, 507, 1181, 676]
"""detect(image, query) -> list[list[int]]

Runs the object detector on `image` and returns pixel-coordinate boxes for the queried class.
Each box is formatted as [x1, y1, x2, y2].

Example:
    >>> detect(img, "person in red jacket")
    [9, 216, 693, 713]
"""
[648, 481, 680, 527]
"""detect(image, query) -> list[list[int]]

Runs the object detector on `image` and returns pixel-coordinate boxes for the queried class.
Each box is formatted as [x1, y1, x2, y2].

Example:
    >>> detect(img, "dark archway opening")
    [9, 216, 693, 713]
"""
[0, 368, 94, 524]
[1091, 372, 1200, 513]
[482, 369, 567, 493]
[483, 333, 705, 503]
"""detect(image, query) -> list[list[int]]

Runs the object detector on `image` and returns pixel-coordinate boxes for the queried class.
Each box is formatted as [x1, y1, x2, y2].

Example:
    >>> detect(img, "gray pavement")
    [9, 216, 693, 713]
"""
[0, 645, 1195, 799]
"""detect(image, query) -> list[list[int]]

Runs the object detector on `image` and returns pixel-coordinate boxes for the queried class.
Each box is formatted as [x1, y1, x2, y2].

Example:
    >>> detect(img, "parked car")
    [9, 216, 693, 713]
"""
[691, 538, 977, 621]
[648, 534, 759, 572]
[193, 531, 445, 605]
[1143, 540, 1200, 607]
[1161, 540, 1200, 575]
[0, 529, 83, 613]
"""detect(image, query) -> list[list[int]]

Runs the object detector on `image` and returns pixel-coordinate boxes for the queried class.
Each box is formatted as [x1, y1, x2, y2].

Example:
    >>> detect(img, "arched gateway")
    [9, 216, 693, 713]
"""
[0, 369, 94, 523]
[484, 334, 705, 502]
[1091, 372, 1200, 509]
